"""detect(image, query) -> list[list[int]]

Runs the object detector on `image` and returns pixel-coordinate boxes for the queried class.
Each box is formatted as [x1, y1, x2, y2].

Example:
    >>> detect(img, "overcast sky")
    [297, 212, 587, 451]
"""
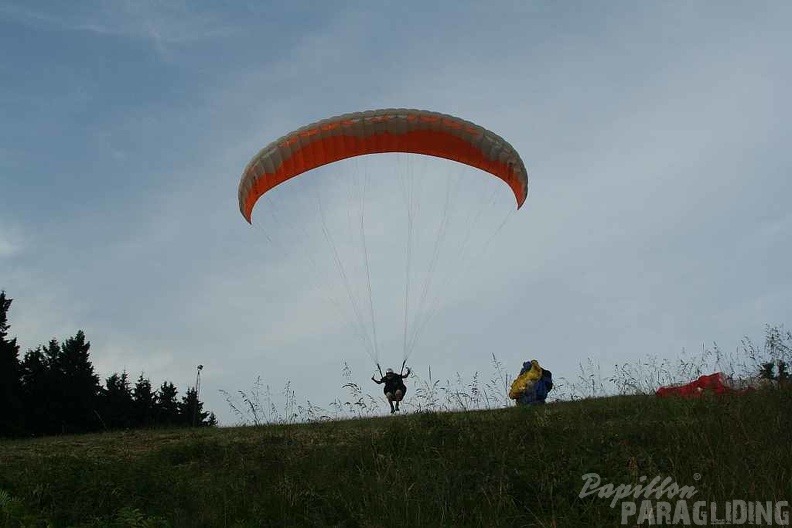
[2, 1, 790, 424]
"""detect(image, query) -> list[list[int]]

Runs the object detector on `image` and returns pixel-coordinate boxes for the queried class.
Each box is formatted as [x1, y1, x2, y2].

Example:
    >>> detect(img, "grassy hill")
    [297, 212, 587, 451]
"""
[1, 386, 790, 527]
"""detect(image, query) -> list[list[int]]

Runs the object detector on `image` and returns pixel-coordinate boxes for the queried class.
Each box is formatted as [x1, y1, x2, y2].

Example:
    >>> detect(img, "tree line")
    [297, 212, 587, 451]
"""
[0, 290, 216, 438]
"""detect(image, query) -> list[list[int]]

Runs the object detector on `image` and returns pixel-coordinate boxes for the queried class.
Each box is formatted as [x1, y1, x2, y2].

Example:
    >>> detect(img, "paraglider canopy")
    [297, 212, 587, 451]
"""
[656, 373, 754, 398]
[238, 108, 529, 223]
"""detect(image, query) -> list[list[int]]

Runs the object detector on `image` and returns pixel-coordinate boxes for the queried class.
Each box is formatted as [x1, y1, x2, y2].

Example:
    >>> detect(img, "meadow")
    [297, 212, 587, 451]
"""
[1, 330, 790, 527]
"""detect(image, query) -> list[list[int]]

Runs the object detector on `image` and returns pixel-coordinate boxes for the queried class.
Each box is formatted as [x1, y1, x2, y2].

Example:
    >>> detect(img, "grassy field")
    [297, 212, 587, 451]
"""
[1, 385, 790, 527]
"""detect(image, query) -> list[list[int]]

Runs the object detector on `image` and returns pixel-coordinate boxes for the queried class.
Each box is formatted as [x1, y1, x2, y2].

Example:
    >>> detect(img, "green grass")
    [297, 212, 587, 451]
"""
[1, 386, 790, 527]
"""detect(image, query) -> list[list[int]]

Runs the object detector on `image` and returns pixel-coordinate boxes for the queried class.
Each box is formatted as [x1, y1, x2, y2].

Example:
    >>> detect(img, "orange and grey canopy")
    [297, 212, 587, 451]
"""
[238, 108, 528, 223]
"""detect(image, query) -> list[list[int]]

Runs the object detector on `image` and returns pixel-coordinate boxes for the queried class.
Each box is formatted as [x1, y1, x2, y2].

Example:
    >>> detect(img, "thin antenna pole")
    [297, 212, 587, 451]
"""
[193, 365, 203, 427]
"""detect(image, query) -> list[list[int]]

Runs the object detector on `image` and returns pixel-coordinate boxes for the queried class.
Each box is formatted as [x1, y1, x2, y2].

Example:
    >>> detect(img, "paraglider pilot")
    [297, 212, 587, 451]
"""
[372, 367, 411, 413]
[509, 360, 553, 405]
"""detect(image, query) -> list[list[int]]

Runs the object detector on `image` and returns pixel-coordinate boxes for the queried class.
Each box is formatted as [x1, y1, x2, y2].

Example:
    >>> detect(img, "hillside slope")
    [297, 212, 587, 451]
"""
[1, 387, 790, 527]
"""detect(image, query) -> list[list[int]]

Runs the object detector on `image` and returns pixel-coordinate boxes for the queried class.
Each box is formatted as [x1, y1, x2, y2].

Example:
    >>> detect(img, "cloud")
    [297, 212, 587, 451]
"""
[0, 233, 19, 258]
[0, 1, 237, 50]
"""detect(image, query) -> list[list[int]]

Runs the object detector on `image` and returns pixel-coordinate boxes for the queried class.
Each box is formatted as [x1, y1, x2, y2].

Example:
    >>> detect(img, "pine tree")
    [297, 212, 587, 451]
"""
[178, 387, 213, 427]
[19, 334, 102, 435]
[55, 331, 101, 433]
[154, 381, 179, 426]
[132, 374, 156, 427]
[100, 372, 134, 429]
[19, 346, 46, 434]
[20, 340, 61, 435]
[0, 291, 22, 436]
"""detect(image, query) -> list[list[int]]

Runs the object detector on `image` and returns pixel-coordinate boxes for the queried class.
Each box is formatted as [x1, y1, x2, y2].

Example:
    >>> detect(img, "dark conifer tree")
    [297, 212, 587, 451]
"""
[99, 372, 134, 429]
[19, 334, 101, 434]
[0, 291, 23, 436]
[155, 381, 179, 426]
[132, 374, 156, 427]
[20, 340, 61, 435]
[55, 331, 101, 433]
[19, 346, 47, 434]
[178, 387, 214, 427]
